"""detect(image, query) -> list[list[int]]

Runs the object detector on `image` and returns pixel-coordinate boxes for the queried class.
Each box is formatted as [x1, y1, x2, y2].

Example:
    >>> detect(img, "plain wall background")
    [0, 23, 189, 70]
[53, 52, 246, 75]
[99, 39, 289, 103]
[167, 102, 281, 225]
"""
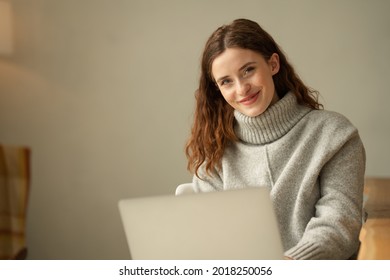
[0, 0, 389, 259]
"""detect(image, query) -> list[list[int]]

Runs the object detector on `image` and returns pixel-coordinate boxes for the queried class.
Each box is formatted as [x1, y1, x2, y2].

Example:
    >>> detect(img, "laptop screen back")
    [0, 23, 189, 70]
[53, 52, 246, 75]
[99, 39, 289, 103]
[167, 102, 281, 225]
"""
[118, 187, 284, 260]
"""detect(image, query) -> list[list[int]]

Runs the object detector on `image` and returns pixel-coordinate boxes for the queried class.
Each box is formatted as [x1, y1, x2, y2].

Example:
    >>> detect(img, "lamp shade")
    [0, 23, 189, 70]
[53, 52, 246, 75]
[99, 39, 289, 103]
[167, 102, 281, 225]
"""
[0, 1, 13, 55]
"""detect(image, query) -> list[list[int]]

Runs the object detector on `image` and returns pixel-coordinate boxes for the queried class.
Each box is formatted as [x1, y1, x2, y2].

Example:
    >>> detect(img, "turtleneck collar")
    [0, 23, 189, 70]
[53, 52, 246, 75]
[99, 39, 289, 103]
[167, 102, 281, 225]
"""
[234, 92, 312, 145]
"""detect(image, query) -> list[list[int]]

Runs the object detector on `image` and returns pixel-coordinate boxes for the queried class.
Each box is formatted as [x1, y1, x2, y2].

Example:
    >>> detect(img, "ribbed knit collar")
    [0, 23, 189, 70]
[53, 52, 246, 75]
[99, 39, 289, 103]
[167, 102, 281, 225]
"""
[234, 92, 312, 144]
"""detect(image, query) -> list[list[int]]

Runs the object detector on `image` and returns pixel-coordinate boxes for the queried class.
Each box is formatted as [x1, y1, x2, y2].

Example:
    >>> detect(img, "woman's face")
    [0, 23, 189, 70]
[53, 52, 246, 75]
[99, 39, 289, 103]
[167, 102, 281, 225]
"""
[211, 48, 280, 117]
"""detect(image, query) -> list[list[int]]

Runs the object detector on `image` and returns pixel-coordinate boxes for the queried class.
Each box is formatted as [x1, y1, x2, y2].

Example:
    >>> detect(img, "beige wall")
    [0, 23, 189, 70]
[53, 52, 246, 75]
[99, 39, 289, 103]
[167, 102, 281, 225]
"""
[0, 0, 389, 259]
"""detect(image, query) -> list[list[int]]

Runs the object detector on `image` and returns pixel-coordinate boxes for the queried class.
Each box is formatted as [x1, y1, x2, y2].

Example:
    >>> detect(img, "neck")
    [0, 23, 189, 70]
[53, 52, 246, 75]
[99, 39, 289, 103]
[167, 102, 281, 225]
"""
[234, 92, 312, 144]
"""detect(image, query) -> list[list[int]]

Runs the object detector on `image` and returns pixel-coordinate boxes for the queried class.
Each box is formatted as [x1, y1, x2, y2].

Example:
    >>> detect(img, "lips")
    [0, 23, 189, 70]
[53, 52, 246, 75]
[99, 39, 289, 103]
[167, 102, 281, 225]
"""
[239, 91, 259, 105]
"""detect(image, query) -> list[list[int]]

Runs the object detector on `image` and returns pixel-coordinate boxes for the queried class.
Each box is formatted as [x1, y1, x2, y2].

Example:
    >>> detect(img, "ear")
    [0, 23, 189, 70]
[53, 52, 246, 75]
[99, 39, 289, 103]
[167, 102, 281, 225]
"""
[268, 53, 280, 75]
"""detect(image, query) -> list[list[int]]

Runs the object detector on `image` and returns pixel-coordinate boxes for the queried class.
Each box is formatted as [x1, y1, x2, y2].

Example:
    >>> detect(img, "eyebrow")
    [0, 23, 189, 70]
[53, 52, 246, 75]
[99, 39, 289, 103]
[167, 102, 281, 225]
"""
[215, 61, 257, 84]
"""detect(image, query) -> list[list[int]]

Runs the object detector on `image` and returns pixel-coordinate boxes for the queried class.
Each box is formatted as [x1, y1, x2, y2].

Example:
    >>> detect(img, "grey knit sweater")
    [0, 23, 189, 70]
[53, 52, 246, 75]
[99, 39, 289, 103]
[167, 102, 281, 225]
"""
[192, 92, 366, 260]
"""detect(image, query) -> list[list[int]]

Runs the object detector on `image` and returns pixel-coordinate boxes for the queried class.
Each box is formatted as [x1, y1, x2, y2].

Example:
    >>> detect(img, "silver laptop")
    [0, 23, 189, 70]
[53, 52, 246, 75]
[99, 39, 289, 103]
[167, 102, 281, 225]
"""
[118, 187, 284, 260]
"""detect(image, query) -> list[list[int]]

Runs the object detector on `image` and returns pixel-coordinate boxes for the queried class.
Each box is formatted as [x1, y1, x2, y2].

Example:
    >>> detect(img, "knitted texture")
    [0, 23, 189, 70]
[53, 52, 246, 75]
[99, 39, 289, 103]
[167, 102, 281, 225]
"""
[192, 92, 365, 259]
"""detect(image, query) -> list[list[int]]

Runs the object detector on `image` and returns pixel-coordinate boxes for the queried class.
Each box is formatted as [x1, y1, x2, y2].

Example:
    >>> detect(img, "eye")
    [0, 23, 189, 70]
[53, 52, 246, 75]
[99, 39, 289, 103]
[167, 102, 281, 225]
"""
[243, 66, 255, 76]
[220, 79, 232, 87]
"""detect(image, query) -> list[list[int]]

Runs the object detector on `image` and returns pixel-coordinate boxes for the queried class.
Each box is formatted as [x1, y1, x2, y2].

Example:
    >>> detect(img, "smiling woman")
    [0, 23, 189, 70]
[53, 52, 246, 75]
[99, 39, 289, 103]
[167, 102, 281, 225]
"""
[186, 18, 322, 178]
[184, 19, 366, 260]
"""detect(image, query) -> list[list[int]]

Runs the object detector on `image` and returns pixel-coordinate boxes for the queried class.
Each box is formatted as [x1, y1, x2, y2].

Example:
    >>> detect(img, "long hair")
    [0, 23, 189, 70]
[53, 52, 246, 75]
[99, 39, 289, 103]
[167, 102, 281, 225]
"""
[186, 18, 322, 178]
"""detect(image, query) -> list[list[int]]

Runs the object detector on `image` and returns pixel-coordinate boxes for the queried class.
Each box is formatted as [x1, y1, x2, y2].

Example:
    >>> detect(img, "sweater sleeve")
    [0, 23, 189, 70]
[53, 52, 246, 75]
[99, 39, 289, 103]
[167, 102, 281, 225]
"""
[285, 131, 366, 259]
[191, 163, 224, 193]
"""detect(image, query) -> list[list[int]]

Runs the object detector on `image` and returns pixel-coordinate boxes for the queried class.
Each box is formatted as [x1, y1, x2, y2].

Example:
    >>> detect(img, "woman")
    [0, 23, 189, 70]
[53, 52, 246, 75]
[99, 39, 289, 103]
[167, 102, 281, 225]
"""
[185, 19, 365, 259]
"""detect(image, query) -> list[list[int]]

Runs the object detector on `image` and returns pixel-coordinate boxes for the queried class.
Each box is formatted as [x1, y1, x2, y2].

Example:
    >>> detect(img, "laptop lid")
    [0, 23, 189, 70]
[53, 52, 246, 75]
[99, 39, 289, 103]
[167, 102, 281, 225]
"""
[118, 187, 284, 260]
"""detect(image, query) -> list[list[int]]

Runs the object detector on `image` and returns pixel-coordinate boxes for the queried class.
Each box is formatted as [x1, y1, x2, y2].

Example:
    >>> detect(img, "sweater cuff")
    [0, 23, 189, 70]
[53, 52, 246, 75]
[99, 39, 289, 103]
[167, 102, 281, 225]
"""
[284, 241, 323, 260]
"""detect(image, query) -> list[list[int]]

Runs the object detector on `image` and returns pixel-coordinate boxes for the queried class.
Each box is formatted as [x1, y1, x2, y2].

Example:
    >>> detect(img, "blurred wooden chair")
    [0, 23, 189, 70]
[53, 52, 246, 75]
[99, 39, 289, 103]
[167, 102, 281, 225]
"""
[0, 145, 30, 259]
[358, 177, 390, 260]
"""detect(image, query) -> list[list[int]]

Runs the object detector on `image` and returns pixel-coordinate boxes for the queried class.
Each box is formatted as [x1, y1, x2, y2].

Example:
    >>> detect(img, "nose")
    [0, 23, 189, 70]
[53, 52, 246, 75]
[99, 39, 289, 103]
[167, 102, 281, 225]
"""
[236, 80, 250, 96]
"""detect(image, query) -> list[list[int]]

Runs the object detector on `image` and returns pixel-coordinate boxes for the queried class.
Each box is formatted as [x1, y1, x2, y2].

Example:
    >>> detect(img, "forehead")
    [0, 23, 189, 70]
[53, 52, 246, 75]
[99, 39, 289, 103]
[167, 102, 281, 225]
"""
[211, 48, 266, 77]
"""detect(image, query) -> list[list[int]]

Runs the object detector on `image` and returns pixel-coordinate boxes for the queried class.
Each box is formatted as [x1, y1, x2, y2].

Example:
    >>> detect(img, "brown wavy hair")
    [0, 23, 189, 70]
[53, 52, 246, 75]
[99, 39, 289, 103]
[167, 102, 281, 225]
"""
[186, 18, 322, 178]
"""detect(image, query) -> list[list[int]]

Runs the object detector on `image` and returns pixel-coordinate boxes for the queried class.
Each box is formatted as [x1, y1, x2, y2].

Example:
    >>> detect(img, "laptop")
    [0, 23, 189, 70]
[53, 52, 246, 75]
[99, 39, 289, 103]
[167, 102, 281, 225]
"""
[118, 187, 284, 259]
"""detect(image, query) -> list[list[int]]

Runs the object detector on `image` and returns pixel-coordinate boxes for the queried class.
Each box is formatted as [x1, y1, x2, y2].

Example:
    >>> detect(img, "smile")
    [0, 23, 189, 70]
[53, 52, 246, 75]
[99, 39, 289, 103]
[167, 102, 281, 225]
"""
[239, 92, 259, 105]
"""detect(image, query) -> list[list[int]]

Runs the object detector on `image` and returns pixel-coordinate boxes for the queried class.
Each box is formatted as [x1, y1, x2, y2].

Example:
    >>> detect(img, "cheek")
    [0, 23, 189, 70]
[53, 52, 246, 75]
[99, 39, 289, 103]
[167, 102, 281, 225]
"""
[253, 75, 267, 86]
[220, 90, 235, 104]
